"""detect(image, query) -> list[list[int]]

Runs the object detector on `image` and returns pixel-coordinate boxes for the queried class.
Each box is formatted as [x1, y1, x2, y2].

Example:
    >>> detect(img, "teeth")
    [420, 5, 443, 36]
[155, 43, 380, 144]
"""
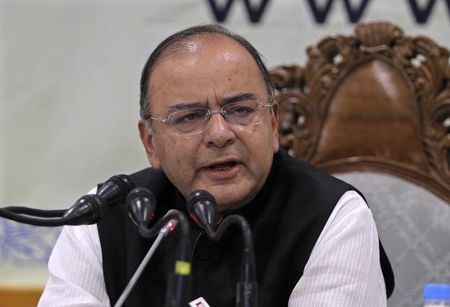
[209, 161, 236, 170]
[215, 166, 229, 170]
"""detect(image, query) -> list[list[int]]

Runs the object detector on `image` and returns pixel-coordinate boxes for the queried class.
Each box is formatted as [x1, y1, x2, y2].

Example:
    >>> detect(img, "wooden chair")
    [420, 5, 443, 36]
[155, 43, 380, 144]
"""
[270, 21, 450, 307]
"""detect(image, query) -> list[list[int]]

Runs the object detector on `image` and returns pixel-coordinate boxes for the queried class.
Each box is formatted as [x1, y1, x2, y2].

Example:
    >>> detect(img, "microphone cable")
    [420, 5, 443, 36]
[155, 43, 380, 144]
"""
[187, 190, 257, 307]
[212, 215, 257, 307]
[1, 207, 65, 217]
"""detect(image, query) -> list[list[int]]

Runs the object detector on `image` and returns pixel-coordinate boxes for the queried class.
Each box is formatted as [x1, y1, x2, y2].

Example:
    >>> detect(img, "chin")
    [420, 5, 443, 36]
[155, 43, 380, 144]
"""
[213, 191, 253, 213]
[193, 181, 260, 213]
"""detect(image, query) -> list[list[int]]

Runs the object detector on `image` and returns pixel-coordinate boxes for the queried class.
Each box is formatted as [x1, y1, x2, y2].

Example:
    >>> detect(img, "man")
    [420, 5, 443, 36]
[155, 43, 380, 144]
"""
[39, 24, 394, 306]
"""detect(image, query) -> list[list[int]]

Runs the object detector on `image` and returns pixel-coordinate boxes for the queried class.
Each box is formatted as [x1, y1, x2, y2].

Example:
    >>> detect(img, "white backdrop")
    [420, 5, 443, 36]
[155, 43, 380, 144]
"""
[1, 0, 449, 289]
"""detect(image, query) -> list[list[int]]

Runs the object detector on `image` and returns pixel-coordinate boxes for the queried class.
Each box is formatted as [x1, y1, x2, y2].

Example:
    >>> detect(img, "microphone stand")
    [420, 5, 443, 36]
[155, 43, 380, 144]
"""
[136, 209, 192, 307]
[114, 219, 178, 307]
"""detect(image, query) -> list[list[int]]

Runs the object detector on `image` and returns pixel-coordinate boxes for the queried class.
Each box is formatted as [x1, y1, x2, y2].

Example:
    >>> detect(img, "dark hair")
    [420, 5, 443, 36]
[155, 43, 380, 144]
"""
[139, 24, 275, 119]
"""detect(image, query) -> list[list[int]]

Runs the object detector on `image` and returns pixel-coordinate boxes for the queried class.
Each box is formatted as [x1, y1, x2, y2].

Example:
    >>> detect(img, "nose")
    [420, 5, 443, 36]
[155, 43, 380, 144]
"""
[203, 112, 236, 148]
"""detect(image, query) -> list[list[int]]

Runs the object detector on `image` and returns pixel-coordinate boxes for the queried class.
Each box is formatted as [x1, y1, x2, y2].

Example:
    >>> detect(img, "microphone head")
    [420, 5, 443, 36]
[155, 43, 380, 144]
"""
[97, 174, 136, 207]
[126, 187, 157, 229]
[62, 174, 135, 225]
[186, 190, 217, 234]
[63, 194, 105, 225]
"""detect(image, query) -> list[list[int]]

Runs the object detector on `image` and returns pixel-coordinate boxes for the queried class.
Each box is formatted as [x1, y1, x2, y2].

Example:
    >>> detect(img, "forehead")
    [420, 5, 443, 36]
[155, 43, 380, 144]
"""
[147, 34, 266, 111]
[153, 33, 256, 72]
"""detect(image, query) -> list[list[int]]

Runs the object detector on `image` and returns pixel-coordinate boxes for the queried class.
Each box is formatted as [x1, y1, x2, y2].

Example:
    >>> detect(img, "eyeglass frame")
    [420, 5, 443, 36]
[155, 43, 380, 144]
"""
[142, 99, 275, 135]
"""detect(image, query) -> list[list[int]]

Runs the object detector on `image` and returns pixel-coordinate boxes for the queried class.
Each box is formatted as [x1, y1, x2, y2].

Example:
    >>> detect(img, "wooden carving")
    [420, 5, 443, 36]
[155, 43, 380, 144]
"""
[270, 21, 450, 203]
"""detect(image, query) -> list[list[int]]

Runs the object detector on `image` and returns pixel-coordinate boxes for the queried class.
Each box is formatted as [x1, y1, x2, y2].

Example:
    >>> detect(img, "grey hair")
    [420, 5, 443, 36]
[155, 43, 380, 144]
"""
[139, 24, 275, 120]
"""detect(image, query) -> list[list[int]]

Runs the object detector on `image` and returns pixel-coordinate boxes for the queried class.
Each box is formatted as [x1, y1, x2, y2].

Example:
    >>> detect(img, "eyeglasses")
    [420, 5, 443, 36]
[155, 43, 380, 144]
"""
[144, 100, 273, 135]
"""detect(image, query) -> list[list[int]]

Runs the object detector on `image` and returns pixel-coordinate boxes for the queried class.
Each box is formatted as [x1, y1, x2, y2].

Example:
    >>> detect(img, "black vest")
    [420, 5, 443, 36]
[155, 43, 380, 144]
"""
[97, 150, 394, 306]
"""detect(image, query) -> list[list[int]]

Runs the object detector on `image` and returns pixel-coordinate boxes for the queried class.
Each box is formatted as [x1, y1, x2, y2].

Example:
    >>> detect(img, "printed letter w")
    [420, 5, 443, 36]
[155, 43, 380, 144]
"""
[207, 0, 272, 23]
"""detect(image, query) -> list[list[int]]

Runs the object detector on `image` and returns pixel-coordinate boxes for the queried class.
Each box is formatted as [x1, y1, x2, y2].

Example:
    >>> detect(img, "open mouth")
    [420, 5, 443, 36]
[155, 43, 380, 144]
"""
[208, 161, 238, 171]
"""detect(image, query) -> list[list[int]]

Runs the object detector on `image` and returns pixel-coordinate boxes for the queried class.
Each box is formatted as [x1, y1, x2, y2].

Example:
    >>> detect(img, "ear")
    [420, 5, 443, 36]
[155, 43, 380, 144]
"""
[271, 102, 280, 152]
[138, 119, 161, 169]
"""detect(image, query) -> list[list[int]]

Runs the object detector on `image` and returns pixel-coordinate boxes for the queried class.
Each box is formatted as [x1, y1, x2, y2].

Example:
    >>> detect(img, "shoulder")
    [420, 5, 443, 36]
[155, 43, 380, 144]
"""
[275, 149, 356, 197]
[289, 190, 387, 307]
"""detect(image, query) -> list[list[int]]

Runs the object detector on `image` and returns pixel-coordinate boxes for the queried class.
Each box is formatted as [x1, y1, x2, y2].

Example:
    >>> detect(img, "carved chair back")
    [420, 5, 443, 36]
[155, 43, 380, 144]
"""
[270, 21, 450, 203]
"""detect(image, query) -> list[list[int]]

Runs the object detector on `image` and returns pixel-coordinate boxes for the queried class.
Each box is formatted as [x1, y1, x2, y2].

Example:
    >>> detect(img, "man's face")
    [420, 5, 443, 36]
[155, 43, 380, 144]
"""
[138, 35, 279, 212]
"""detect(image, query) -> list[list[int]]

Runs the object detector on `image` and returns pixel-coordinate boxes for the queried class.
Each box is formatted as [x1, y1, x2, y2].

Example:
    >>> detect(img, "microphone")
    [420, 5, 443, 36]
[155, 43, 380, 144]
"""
[186, 190, 217, 236]
[126, 187, 157, 229]
[97, 174, 135, 205]
[187, 190, 258, 307]
[63, 174, 135, 225]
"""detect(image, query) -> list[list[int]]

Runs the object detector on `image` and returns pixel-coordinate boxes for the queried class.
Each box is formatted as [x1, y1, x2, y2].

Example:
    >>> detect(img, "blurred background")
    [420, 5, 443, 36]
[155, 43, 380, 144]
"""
[1, 0, 449, 305]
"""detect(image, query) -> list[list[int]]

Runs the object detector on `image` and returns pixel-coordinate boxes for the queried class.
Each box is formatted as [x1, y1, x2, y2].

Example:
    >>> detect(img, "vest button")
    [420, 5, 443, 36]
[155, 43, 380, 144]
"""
[196, 245, 210, 260]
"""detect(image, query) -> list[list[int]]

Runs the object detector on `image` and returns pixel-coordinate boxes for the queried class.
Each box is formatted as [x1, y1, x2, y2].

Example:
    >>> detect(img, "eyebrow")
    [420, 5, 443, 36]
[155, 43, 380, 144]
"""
[222, 93, 258, 104]
[165, 92, 258, 112]
[167, 102, 207, 112]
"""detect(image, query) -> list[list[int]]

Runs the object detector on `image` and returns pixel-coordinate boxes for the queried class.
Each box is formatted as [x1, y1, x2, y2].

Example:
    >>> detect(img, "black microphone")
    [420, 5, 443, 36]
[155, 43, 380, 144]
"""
[62, 174, 135, 225]
[97, 174, 135, 205]
[126, 187, 157, 229]
[187, 190, 258, 307]
[186, 190, 217, 236]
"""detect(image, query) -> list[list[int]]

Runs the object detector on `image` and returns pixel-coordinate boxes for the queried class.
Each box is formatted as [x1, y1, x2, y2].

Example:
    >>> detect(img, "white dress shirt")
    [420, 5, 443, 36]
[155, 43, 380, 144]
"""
[38, 190, 386, 307]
